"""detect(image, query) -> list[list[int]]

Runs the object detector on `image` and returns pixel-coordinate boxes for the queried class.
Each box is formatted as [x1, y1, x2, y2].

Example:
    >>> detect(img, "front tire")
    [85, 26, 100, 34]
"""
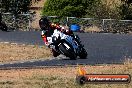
[59, 43, 76, 60]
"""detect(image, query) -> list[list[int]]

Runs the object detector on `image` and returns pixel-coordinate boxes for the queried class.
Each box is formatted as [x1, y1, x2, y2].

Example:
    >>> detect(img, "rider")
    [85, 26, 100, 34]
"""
[39, 16, 74, 57]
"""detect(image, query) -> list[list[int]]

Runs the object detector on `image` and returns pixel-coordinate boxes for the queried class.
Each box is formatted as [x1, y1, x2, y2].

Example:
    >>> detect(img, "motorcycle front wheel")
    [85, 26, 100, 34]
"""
[59, 43, 77, 60]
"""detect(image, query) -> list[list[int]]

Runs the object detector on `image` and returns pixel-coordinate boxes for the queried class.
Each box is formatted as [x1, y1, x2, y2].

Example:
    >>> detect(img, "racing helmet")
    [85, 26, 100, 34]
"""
[39, 16, 50, 30]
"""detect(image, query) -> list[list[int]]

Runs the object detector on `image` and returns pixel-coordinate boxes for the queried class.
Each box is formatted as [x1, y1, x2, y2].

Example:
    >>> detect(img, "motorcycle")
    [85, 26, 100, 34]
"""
[47, 29, 87, 60]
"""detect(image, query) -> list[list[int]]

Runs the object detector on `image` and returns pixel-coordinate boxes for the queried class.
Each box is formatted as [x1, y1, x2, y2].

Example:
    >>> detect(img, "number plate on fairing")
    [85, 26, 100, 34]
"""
[63, 43, 70, 49]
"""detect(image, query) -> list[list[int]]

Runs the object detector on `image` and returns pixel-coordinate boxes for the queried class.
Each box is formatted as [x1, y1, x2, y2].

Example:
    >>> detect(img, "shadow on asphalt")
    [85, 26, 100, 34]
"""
[0, 55, 129, 68]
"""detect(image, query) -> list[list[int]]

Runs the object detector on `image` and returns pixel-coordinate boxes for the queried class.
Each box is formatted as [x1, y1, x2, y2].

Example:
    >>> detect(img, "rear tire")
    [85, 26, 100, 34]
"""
[59, 43, 76, 60]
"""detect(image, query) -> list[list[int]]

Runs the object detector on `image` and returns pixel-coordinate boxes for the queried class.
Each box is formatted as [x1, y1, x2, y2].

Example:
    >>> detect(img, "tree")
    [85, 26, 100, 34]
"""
[42, 0, 101, 17]
[42, 0, 130, 20]
[89, 1, 121, 19]
[120, 0, 132, 19]
[1, 0, 37, 15]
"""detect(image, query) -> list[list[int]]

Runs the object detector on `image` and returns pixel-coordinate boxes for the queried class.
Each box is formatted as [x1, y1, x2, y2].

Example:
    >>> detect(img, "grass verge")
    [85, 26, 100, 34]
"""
[0, 63, 132, 88]
[0, 43, 52, 63]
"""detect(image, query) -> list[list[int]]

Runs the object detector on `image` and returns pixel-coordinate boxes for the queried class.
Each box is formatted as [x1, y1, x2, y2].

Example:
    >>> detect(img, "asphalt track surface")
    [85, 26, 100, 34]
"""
[0, 30, 132, 68]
